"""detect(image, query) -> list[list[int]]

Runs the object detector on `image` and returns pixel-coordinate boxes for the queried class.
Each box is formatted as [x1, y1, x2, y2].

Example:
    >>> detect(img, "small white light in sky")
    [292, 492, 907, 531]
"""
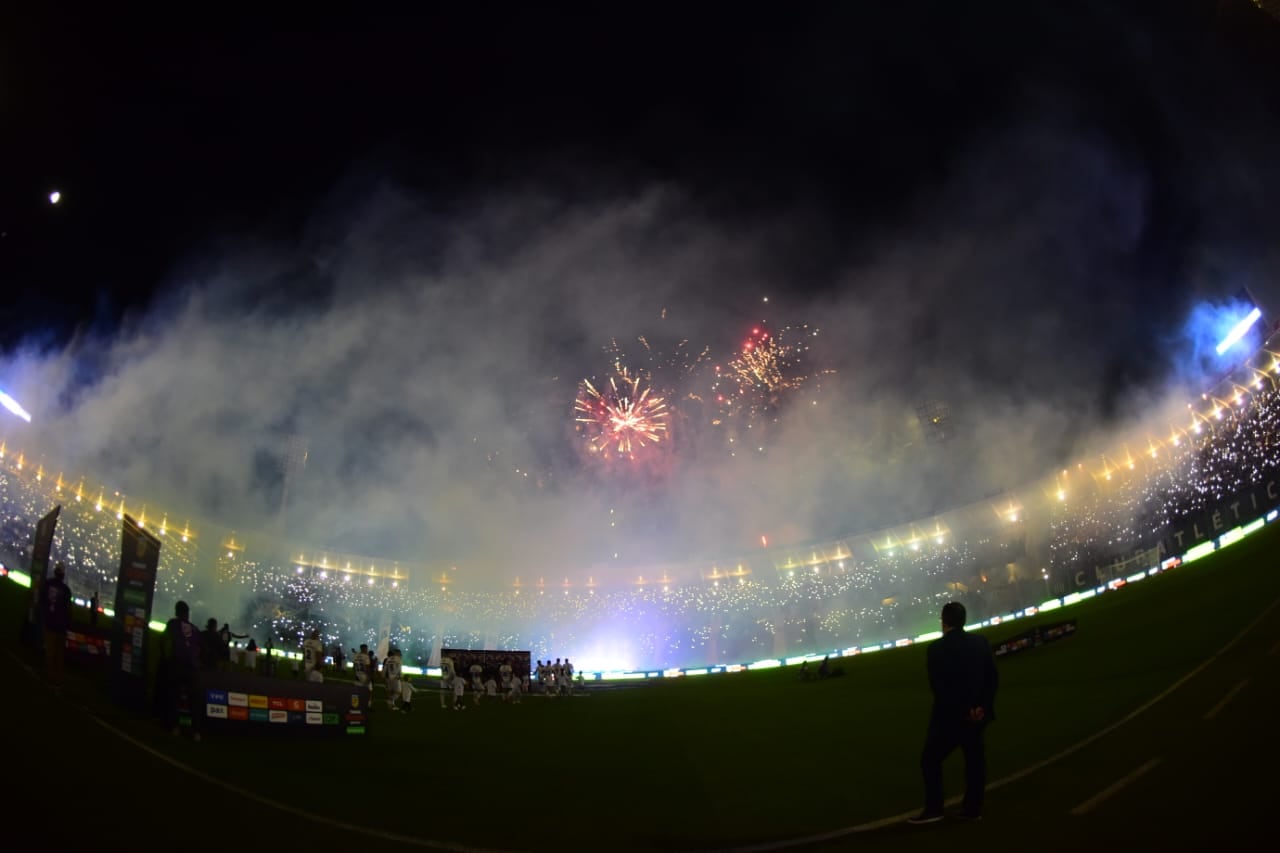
[49, 191, 61, 205]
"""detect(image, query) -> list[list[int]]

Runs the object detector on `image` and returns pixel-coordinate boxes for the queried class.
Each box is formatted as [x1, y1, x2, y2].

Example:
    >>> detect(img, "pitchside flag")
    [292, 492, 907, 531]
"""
[21, 505, 61, 649]
[109, 514, 161, 713]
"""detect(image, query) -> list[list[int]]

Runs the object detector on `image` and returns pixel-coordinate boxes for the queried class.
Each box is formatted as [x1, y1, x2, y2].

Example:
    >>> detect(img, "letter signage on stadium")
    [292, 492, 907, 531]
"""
[1076, 472, 1280, 588]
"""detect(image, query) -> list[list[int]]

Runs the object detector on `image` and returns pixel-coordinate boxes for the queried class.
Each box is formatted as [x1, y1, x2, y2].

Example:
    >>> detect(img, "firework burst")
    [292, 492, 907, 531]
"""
[574, 365, 670, 461]
[711, 323, 834, 431]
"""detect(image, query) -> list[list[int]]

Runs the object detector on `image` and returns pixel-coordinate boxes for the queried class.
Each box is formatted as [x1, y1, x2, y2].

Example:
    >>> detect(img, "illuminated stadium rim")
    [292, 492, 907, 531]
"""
[3, 509, 1272, 681]
[3, 324, 1279, 591]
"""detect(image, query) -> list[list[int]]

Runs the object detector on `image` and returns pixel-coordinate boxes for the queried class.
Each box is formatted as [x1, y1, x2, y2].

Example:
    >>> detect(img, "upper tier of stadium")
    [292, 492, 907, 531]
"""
[3, 329, 1279, 670]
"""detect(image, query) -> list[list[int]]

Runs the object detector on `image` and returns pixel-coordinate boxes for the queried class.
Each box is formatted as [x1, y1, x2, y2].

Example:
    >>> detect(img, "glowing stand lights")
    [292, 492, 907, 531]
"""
[3, 419, 1280, 685]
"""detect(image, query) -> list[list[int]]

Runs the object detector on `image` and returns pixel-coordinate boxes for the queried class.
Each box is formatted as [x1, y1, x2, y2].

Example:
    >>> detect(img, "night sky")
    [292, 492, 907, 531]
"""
[4, 3, 1275, 347]
[1, 2, 1279, 574]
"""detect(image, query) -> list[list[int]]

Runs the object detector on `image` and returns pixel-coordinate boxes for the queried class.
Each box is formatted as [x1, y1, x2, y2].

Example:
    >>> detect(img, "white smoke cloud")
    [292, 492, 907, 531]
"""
[1, 92, 1277, 600]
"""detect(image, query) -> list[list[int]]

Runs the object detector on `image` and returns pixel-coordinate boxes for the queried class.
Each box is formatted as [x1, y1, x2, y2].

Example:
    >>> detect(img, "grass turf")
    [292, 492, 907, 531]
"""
[4, 521, 1280, 851]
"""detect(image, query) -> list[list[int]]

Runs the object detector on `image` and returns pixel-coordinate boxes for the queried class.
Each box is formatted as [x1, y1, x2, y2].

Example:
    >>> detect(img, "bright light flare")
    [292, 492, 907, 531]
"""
[0, 391, 31, 423]
[1216, 307, 1262, 356]
[48, 190, 61, 205]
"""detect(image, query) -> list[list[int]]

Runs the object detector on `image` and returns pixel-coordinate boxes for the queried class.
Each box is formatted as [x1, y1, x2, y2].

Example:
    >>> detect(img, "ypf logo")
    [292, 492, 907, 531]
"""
[350, 694, 361, 709]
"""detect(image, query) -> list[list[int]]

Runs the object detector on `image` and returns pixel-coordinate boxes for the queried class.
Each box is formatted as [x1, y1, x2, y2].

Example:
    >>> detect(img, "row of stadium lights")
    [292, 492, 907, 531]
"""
[2, 505, 1274, 680]
[1033, 352, 1280, 497]
[0, 440, 1059, 591]
[4, 351, 1278, 594]
[750, 350, 1280, 576]
[294, 567, 396, 588]
[0, 446, 193, 543]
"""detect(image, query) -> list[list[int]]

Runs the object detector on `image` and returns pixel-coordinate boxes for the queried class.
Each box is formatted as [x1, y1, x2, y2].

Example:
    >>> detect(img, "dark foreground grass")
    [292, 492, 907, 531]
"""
[5, 523, 1280, 852]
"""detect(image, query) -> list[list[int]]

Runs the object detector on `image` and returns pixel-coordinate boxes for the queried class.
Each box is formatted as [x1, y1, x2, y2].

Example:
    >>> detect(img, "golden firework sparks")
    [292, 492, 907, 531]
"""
[575, 365, 670, 460]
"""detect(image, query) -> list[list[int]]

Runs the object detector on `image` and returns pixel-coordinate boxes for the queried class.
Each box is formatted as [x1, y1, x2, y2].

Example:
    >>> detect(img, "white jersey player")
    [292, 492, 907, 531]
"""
[561, 658, 575, 695]
[536, 661, 549, 693]
[303, 630, 325, 684]
[440, 657, 456, 708]
[506, 672, 522, 704]
[499, 661, 513, 689]
[353, 644, 373, 694]
[384, 649, 403, 710]
[451, 674, 467, 710]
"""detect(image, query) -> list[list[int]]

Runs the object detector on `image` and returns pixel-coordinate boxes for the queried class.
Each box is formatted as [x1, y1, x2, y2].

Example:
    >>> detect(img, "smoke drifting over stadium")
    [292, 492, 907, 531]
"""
[1, 2, 1278, 611]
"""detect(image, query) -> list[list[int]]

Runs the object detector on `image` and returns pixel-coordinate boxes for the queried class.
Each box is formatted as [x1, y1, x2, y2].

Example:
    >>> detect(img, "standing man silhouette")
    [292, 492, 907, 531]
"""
[40, 563, 72, 689]
[908, 601, 998, 824]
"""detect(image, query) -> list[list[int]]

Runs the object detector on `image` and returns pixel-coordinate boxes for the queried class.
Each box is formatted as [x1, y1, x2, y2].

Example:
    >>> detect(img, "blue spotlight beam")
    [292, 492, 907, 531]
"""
[1216, 307, 1262, 356]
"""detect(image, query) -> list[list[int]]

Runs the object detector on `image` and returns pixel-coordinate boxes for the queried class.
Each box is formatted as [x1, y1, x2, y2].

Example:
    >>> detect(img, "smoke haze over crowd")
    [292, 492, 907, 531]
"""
[2, 2, 1278, 590]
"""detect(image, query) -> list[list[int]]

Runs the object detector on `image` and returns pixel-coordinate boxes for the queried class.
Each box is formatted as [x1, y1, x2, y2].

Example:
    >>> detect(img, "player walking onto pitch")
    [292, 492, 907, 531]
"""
[561, 658, 575, 696]
[451, 672, 467, 710]
[399, 675, 416, 711]
[503, 658, 521, 704]
[303, 629, 325, 683]
[353, 643, 373, 698]
[439, 656, 456, 708]
[499, 658, 513, 692]
[384, 648, 403, 710]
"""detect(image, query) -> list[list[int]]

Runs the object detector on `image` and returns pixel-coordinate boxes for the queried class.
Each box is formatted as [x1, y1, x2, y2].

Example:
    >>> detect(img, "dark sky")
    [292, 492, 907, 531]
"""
[3, 1, 1277, 351]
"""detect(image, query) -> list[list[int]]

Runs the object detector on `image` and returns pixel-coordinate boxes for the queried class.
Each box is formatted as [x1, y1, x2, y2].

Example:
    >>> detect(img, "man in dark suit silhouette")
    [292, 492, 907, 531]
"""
[908, 601, 998, 824]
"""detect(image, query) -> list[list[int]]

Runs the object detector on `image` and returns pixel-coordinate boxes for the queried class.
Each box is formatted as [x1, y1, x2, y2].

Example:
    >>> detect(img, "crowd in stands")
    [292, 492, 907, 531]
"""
[5, 372, 1280, 672]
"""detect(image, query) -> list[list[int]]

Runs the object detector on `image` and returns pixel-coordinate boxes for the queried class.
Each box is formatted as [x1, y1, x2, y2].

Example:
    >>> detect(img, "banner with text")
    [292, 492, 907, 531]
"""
[1075, 467, 1280, 589]
[195, 670, 369, 736]
[22, 504, 61, 647]
[109, 515, 160, 713]
[994, 620, 1076, 658]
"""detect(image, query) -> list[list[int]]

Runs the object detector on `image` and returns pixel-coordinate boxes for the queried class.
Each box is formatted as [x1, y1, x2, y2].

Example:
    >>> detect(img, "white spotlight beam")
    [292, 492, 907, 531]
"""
[0, 391, 32, 423]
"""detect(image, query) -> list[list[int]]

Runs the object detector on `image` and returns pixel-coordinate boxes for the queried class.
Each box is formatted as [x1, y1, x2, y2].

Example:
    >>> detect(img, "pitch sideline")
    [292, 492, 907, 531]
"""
[7, 589, 1280, 853]
[708, 589, 1280, 852]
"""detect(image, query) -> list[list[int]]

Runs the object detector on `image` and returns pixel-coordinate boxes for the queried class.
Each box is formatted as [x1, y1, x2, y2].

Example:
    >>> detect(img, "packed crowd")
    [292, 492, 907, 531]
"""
[4, 369, 1280, 671]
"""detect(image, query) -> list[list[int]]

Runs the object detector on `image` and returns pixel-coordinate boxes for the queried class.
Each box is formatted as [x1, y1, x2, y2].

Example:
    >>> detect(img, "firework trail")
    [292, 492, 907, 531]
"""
[603, 334, 712, 398]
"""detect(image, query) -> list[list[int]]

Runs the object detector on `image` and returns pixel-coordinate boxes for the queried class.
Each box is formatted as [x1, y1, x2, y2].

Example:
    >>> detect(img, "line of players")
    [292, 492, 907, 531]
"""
[534, 657, 577, 696]
[299, 630, 581, 713]
[301, 631, 419, 711]
[435, 656, 578, 710]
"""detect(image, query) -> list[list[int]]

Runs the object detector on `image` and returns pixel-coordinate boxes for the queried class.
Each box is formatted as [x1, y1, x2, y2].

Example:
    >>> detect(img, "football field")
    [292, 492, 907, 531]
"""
[4, 524, 1279, 851]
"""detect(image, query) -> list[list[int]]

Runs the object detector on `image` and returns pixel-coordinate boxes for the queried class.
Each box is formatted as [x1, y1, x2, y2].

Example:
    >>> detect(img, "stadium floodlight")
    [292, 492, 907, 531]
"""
[0, 391, 31, 423]
[1216, 307, 1262, 356]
